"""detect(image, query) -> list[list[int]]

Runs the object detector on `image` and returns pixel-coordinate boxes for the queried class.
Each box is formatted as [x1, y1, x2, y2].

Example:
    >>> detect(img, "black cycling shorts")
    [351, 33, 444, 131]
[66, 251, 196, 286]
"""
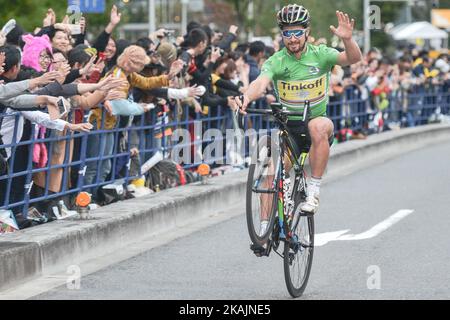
[286, 120, 334, 156]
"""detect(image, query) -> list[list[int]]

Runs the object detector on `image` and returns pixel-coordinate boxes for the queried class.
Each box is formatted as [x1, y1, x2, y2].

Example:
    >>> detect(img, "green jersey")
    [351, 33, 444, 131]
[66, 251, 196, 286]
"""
[261, 43, 340, 120]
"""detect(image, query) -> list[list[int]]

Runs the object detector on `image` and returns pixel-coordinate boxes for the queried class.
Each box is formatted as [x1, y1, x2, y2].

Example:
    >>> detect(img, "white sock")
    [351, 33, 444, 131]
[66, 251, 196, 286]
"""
[260, 220, 269, 234]
[308, 176, 322, 197]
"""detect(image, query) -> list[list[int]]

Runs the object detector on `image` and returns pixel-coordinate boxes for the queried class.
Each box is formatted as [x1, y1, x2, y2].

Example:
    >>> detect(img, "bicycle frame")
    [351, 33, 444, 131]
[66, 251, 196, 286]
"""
[274, 129, 308, 243]
[245, 100, 315, 297]
[261, 102, 311, 251]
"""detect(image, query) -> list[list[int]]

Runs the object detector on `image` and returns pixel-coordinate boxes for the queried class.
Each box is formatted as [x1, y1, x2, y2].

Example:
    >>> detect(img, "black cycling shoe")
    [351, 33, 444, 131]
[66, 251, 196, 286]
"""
[250, 243, 268, 257]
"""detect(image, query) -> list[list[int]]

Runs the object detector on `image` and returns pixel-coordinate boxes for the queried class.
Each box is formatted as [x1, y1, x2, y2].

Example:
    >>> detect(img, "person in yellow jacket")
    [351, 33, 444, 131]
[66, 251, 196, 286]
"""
[84, 45, 183, 200]
[89, 45, 183, 130]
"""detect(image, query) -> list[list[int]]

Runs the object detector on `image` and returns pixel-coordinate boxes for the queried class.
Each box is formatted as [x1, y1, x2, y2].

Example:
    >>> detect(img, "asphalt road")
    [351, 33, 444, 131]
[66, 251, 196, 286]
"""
[33, 140, 450, 300]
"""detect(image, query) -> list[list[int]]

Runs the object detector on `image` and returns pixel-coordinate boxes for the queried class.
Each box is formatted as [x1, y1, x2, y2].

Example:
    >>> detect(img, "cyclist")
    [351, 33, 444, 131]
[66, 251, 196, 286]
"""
[235, 4, 362, 219]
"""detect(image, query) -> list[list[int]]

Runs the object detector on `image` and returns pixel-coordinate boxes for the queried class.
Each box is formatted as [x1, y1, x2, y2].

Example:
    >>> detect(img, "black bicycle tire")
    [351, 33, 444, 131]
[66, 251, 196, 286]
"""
[246, 137, 278, 246]
[283, 212, 314, 298]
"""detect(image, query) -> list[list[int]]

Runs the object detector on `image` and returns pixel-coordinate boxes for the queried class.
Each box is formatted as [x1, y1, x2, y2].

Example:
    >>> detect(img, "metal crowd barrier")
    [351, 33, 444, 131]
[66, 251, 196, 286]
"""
[0, 82, 448, 217]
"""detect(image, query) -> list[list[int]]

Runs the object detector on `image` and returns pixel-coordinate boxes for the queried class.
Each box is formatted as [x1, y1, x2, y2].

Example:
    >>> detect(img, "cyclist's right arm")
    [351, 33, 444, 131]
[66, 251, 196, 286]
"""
[235, 74, 272, 112]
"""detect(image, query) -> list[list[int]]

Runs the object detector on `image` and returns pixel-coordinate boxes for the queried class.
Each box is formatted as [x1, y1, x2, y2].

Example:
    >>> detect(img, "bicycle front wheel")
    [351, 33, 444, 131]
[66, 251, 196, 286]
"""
[283, 208, 314, 298]
[246, 135, 278, 246]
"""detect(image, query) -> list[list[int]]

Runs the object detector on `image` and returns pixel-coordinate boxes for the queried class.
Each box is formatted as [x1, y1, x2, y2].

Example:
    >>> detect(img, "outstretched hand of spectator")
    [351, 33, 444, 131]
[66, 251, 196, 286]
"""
[187, 85, 206, 99]
[29, 71, 61, 89]
[168, 60, 184, 79]
[67, 122, 93, 132]
[193, 98, 203, 114]
[93, 59, 106, 74]
[97, 74, 126, 92]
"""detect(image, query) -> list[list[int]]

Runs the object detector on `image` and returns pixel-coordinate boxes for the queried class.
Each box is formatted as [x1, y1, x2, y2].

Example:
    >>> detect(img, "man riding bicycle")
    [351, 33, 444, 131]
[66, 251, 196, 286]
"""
[235, 4, 362, 218]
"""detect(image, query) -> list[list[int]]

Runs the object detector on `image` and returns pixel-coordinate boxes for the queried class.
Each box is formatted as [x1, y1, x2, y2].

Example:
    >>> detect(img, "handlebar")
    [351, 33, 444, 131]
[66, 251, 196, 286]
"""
[245, 101, 311, 122]
[246, 108, 305, 117]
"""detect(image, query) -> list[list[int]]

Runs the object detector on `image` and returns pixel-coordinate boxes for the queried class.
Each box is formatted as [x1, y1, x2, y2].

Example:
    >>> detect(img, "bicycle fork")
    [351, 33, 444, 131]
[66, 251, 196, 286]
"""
[275, 150, 308, 242]
[274, 154, 289, 241]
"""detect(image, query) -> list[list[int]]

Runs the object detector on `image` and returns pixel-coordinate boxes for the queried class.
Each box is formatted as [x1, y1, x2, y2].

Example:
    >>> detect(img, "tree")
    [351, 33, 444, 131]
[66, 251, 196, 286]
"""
[0, 0, 123, 38]
[217, 0, 363, 42]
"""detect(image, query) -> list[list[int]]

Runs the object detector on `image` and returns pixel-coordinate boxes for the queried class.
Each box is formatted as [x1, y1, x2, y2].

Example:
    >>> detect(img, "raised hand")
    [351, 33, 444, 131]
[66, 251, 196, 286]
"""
[43, 8, 56, 27]
[229, 25, 239, 36]
[80, 54, 97, 76]
[330, 11, 355, 40]
[55, 63, 71, 84]
[110, 5, 121, 26]
[61, 15, 69, 24]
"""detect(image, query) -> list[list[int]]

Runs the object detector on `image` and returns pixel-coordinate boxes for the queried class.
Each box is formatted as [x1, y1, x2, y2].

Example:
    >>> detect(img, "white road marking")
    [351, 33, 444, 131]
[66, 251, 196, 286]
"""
[314, 229, 350, 247]
[315, 209, 415, 247]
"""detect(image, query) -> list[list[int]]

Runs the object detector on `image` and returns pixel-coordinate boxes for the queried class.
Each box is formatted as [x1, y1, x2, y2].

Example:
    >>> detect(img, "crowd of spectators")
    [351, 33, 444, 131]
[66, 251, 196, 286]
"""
[0, 5, 448, 230]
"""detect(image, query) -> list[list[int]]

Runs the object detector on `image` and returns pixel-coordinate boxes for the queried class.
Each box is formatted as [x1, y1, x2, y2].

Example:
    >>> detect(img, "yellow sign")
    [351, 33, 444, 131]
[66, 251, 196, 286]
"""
[276, 75, 327, 107]
[432, 9, 450, 28]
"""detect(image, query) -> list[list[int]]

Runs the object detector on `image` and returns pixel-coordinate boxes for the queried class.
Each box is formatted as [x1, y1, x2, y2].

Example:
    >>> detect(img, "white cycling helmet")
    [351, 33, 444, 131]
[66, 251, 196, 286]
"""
[277, 4, 311, 29]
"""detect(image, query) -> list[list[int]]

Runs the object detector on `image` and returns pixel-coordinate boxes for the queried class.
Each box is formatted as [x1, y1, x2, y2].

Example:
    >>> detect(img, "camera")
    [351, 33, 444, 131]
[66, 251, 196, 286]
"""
[157, 29, 175, 39]
[164, 30, 175, 36]
[205, 46, 225, 58]
[57, 97, 69, 118]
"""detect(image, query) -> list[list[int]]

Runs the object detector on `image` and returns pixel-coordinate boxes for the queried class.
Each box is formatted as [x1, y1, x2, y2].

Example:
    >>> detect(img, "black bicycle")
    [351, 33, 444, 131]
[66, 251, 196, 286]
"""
[245, 101, 314, 298]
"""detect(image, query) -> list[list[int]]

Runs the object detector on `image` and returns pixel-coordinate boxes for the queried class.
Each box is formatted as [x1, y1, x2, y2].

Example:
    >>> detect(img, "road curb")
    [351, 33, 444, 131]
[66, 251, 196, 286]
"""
[1, 123, 449, 291]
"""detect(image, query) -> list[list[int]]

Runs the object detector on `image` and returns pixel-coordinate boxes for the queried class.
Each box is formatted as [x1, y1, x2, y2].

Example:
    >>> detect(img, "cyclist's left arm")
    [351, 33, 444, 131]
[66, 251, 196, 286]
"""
[330, 11, 363, 67]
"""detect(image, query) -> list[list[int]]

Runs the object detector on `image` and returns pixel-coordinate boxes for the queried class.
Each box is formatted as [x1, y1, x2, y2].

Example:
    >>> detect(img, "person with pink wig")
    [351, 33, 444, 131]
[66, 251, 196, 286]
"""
[21, 34, 53, 73]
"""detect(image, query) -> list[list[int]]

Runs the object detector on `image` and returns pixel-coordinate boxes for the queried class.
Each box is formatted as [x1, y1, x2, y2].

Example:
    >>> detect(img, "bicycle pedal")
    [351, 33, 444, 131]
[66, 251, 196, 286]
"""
[299, 210, 314, 217]
[250, 243, 268, 257]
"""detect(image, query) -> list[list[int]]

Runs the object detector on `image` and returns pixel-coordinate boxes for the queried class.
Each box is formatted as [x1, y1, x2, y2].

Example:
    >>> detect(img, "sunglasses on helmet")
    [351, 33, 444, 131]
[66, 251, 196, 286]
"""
[282, 29, 306, 39]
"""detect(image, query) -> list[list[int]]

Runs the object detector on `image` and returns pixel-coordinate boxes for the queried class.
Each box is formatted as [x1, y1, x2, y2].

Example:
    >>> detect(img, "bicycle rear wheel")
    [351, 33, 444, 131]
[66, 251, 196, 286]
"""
[246, 135, 278, 246]
[283, 206, 314, 298]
